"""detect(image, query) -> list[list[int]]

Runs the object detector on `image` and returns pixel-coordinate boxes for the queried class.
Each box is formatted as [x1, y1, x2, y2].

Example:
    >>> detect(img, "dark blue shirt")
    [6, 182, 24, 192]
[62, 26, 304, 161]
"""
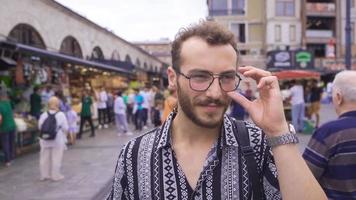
[303, 111, 356, 199]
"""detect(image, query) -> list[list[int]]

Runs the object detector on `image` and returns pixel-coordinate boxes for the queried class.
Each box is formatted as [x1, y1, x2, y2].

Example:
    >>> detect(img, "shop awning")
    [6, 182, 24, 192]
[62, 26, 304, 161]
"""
[0, 40, 132, 74]
[272, 70, 320, 80]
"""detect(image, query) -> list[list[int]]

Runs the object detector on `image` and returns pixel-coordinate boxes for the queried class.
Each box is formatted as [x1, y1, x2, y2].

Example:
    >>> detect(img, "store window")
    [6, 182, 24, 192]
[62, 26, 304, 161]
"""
[135, 58, 141, 67]
[289, 25, 296, 42]
[125, 55, 132, 64]
[276, 0, 295, 16]
[111, 50, 120, 61]
[8, 23, 46, 49]
[60, 36, 83, 58]
[230, 23, 246, 43]
[91, 46, 104, 60]
[275, 25, 282, 42]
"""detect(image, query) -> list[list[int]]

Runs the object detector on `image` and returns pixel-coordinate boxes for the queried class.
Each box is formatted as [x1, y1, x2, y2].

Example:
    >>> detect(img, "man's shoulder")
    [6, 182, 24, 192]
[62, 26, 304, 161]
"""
[313, 117, 356, 141]
[119, 127, 161, 157]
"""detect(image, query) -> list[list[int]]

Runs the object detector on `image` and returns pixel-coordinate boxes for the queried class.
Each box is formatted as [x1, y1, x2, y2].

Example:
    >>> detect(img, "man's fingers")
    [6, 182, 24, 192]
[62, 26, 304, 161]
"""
[257, 76, 279, 89]
[238, 66, 272, 82]
[227, 91, 251, 111]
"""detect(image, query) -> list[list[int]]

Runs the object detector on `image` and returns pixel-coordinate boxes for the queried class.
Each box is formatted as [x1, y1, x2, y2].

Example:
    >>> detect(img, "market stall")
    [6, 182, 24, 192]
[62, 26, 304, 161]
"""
[274, 70, 321, 134]
[0, 40, 132, 158]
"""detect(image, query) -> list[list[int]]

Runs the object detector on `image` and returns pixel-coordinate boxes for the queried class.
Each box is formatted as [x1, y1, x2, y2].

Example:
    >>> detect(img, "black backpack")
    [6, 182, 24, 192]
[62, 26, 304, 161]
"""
[40, 112, 58, 140]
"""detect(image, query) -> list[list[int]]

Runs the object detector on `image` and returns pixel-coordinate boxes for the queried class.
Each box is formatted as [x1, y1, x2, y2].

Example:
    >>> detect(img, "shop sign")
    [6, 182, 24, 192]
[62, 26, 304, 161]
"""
[295, 50, 314, 69]
[267, 50, 314, 69]
[267, 50, 293, 68]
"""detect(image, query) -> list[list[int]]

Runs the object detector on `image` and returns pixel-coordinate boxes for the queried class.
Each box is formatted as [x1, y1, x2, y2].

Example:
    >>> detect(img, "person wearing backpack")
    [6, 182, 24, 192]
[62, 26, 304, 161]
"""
[38, 96, 68, 181]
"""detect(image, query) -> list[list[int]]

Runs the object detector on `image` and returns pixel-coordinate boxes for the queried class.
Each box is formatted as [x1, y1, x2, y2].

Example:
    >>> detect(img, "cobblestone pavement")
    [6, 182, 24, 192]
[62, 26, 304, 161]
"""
[0, 104, 337, 200]
[0, 124, 148, 200]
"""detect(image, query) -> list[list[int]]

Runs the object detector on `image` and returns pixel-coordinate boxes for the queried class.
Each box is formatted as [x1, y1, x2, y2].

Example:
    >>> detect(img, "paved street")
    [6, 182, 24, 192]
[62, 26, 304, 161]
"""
[0, 103, 337, 200]
[0, 124, 144, 200]
[297, 103, 337, 152]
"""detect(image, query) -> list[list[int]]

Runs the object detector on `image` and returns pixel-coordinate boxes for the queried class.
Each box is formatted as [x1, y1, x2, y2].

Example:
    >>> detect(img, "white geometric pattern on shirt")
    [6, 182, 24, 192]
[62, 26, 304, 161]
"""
[245, 121, 264, 171]
[263, 177, 282, 200]
[138, 133, 155, 199]
[206, 174, 213, 200]
[162, 147, 179, 200]
[176, 162, 189, 200]
[126, 140, 136, 199]
[112, 144, 127, 200]
[221, 147, 241, 200]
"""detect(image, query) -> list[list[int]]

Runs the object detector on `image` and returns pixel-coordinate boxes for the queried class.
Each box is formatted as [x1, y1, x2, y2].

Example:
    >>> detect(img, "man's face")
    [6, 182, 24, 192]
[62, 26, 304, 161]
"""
[171, 37, 237, 128]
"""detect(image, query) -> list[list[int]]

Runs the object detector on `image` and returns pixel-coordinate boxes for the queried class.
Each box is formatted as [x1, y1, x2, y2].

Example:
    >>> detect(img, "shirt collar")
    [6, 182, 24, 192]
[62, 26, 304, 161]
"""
[339, 110, 356, 118]
[157, 109, 239, 150]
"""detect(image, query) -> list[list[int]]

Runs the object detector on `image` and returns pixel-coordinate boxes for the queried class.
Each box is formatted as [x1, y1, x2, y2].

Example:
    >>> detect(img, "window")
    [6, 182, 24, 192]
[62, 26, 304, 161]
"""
[230, 23, 246, 43]
[289, 25, 296, 42]
[209, 0, 245, 16]
[60, 36, 83, 58]
[276, 0, 295, 16]
[231, 0, 245, 15]
[91, 46, 104, 60]
[8, 24, 46, 49]
[275, 25, 282, 42]
[210, 0, 228, 15]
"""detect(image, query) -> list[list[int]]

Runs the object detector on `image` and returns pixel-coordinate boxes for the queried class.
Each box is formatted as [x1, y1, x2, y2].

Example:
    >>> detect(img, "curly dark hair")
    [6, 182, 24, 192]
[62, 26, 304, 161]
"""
[171, 20, 238, 71]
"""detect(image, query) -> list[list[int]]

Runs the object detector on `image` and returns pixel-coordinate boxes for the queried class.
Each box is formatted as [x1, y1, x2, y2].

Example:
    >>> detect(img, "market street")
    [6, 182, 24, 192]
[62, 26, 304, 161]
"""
[0, 103, 337, 200]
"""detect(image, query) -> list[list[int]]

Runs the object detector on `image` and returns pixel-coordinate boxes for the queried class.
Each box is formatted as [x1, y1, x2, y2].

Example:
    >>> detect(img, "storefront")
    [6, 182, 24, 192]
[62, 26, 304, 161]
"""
[0, 40, 132, 157]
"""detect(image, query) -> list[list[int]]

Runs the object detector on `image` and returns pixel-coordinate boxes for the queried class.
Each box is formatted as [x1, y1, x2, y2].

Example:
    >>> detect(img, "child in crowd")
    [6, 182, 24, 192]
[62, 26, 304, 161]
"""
[66, 105, 79, 145]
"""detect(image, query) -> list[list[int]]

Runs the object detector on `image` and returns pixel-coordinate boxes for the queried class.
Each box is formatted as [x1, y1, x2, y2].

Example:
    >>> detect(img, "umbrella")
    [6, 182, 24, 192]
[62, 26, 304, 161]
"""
[272, 70, 320, 80]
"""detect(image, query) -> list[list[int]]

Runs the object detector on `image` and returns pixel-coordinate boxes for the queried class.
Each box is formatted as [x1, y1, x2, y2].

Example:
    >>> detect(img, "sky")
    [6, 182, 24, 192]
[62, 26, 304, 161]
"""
[55, 0, 208, 42]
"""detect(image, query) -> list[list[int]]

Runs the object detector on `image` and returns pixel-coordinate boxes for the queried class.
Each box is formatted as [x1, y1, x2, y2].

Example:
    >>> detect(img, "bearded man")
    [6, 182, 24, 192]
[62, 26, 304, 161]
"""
[107, 21, 326, 200]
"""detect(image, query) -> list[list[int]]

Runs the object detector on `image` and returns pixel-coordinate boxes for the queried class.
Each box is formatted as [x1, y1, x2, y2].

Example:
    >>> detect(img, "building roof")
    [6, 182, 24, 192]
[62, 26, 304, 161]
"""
[50, 0, 165, 65]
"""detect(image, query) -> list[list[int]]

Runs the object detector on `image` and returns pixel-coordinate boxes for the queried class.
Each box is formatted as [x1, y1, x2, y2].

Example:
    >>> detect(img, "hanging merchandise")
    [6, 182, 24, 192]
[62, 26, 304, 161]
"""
[39, 68, 48, 83]
[60, 72, 69, 84]
[15, 60, 25, 85]
[46, 66, 52, 84]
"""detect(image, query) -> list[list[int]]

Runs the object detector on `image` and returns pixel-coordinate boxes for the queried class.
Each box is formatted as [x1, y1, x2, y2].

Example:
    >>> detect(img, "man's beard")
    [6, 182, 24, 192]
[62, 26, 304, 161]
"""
[176, 81, 230, 128]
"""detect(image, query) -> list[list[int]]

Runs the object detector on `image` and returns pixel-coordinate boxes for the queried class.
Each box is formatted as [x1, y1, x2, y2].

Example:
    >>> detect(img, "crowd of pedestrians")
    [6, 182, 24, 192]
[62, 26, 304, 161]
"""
[0, 83, 177, 177]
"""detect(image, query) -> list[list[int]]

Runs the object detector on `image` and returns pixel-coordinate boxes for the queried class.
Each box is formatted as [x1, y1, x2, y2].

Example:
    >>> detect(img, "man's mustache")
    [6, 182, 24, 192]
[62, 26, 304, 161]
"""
[195, 98, 228, 106]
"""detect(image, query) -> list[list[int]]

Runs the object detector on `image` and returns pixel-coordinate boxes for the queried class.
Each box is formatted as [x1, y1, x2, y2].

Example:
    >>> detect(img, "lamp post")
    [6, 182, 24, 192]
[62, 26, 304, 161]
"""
[345, 0, 352, 70]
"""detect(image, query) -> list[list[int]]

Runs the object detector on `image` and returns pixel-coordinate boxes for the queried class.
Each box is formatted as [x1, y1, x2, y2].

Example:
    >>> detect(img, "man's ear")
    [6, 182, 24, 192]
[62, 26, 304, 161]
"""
[167, 66, 177, 90]
[335, 90, 343, 106]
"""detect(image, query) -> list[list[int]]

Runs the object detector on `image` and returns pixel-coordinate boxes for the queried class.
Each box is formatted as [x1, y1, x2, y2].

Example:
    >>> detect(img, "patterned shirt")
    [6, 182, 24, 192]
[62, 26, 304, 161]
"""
[107, 111, 281, 200]
[303, 111, 356, 199]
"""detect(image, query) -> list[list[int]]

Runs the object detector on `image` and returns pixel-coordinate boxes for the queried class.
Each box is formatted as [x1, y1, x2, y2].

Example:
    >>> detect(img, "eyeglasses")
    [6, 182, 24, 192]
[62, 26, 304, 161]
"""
[176, 70, 242, 92]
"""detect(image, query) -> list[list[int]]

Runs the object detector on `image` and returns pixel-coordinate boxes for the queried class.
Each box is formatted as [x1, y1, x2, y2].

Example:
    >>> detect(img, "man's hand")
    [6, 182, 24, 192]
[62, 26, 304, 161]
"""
[228, 66, 289, 136]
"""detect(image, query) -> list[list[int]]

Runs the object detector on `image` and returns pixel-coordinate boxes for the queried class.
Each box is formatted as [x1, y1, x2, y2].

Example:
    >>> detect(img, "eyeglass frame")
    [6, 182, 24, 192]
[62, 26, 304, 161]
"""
[175, 70, 242, 92]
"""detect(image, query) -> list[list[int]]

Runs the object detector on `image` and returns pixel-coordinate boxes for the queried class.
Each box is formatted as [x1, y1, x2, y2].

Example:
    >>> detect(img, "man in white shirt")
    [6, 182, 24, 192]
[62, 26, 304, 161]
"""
[289, 80, 305, 132]
[97, 87, 108, 129]
[114, 91, 132, 136]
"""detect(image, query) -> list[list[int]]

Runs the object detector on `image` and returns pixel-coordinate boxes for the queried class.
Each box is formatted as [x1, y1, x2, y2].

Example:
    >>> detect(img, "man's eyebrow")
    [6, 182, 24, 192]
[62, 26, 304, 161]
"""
[188, 69, 236, 74]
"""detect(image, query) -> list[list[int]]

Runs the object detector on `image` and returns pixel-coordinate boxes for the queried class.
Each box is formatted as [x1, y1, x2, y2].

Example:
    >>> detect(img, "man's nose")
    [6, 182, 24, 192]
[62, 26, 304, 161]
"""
[205, 78, 223, 99]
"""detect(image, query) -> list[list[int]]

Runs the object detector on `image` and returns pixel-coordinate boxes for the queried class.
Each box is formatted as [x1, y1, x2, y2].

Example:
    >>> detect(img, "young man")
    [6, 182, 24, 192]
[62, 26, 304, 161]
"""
[303, 71, 356, 199]
[107, 21, 326, 199]
[77, 90, 95, 139]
